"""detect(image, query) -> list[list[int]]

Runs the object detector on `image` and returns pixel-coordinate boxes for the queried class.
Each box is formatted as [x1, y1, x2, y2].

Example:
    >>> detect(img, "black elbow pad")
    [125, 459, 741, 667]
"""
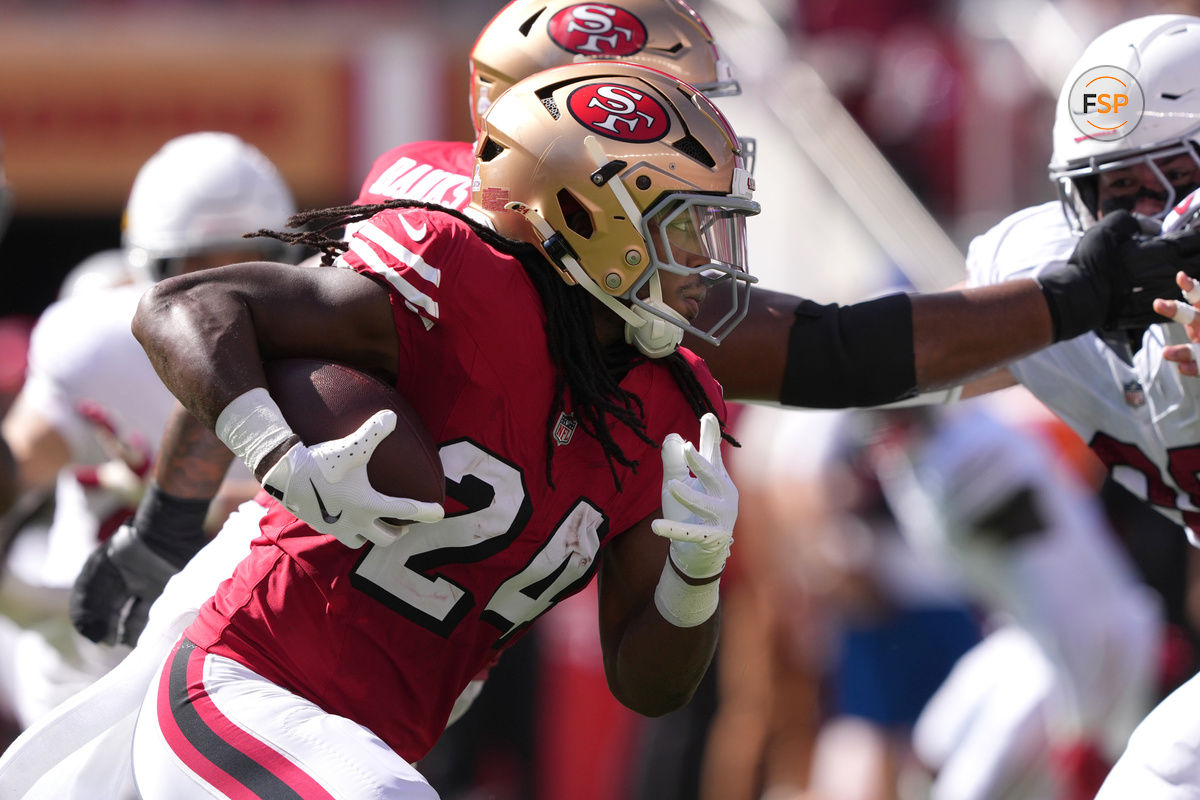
[779, 294, 916, 408]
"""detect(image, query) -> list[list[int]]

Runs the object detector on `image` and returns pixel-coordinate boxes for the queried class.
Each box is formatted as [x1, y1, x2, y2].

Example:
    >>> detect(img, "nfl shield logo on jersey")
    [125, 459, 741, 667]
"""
[553, 412, 578, 446]
[1124, 380, 1146, 408]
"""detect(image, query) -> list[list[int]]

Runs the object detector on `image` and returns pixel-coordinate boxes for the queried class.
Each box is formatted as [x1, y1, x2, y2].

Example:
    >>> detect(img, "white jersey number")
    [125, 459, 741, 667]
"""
[350, 439, 605, 641]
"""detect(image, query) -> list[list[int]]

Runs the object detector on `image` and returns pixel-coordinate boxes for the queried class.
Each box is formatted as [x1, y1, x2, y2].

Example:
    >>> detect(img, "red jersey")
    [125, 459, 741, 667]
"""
[354, 140, 474, 210]
[185, 206, 725, 763]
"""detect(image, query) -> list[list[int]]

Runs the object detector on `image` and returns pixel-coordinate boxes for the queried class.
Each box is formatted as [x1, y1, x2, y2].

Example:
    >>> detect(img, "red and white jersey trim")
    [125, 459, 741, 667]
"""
[339, 218, 441, 326]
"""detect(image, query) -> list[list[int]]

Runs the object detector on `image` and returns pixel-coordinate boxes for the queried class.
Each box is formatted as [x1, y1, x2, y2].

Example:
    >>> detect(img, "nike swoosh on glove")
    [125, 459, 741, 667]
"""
[261, 409, 444, 548]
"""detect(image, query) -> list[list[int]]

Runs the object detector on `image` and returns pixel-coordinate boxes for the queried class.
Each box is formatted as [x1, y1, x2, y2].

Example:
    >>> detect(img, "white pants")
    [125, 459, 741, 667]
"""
[1096, 671, 1200, 798]
[131, 639, 438, 800]
[0, 499, 265, 800]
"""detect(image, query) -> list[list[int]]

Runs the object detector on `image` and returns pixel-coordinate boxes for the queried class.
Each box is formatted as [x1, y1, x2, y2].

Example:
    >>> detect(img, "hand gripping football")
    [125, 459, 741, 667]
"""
[263, 359, 445, 517]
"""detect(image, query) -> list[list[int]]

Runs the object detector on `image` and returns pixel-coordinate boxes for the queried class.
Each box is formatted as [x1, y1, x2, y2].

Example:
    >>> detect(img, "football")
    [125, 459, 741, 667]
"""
[263, 359, 445, 513]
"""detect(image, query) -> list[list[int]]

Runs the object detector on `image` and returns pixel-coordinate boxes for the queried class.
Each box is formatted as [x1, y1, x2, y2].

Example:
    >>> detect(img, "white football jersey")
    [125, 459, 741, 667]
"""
[17, 283, 175, 586]
[967, 202, 1200, 542]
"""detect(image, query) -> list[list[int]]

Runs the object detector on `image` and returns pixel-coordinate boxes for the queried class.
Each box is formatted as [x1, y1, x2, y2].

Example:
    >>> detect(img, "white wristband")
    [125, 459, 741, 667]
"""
[214, 387, 295, 474]
[653, 559, 721, 628]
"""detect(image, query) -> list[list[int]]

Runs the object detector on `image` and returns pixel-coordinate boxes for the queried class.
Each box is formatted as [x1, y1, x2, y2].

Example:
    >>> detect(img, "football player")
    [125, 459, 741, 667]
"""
[896, 13, 1200, 797]
[3, 5, 754, 799]
[22, 2, 1200, 797]
[0, 132, 292, 791]
[70, 0, 751, 653]
[127, 61, 743, 799]
[71, 0, 1187, 663]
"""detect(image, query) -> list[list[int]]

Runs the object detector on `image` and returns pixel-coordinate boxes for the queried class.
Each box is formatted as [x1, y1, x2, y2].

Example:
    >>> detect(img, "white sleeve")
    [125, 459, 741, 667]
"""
[18, 286, 168, 467]
[19, 303, 106, 464]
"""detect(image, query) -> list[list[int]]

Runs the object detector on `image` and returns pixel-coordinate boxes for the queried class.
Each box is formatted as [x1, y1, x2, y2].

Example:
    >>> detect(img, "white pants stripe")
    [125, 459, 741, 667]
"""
[132, 639, 438, 800]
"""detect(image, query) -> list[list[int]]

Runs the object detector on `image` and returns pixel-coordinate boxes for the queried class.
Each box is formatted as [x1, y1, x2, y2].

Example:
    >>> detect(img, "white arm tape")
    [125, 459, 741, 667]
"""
[214, 387, 295, 474]
[653, 561, 720, 628]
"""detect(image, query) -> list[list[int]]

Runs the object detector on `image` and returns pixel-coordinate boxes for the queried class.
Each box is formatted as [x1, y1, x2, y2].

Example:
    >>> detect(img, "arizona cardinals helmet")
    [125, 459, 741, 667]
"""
[469, 0, 739, 127]
[123, 132, 296, 281]
[472, 61, 758, 358]
[1050, 15, 1200, 231]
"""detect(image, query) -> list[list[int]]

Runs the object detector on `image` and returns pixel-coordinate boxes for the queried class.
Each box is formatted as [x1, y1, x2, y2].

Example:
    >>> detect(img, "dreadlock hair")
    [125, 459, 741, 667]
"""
[250, 199, 735, 489]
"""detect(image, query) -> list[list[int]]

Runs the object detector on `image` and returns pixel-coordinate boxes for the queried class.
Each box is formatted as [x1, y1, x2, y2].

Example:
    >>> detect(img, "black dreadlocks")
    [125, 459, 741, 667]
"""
[249, 199, 735, 489]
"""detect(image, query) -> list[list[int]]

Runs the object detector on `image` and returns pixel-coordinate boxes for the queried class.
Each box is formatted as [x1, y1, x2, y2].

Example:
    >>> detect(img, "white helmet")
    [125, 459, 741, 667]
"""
[57, 249, 136, 299]
[122, 132, 296, 280]
[1050, 15, 1200, 231]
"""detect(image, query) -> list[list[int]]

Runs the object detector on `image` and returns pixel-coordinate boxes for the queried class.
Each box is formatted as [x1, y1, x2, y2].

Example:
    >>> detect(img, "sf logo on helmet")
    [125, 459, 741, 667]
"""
[568, 83, 670, 143]
[548, 4, 648, 56]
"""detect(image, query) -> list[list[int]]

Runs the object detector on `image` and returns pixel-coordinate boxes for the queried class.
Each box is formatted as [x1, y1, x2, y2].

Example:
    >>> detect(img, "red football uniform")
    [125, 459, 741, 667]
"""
[184, 206, 724, 762]
[355, 140, 473, 210]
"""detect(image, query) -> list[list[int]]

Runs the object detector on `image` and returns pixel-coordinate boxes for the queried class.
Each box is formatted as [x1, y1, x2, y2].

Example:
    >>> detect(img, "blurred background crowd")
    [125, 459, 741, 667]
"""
[1, 1, 1199, 799]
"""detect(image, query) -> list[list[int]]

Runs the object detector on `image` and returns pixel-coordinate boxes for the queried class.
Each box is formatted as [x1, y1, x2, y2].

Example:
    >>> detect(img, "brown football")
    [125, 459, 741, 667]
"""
[263, 359, 445, 514]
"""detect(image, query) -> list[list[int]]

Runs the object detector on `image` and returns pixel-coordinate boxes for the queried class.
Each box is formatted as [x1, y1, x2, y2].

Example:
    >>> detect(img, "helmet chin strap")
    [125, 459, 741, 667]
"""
[505, 201, 681, 358]
[625, 272, 685, 358]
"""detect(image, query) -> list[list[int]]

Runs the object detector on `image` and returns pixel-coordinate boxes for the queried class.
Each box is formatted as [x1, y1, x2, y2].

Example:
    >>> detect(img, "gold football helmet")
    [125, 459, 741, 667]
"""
[472, 61, 758, 357]
[469, 0, 739, 132]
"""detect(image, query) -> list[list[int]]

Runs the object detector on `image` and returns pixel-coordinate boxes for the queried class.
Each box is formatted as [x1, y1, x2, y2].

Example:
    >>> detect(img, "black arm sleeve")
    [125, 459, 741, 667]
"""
[779, 293, 916, 408]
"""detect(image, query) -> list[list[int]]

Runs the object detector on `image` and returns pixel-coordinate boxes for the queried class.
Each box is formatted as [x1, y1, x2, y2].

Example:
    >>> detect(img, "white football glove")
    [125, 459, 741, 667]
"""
[262, 409, 444, 549]
[652, 412, 737, 580]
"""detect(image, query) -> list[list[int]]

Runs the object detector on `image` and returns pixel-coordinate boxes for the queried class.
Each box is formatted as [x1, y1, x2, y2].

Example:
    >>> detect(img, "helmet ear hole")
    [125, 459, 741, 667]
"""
[479, 137, 505, 162]
[557, 189, 594, 238]
[671, 136, 715, 168]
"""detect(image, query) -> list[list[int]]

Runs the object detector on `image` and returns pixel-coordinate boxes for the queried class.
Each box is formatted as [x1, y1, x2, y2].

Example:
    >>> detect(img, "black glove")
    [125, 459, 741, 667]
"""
[1109, 225, 1200, 329]
[69, 484, 210, 646]
[1039, 210, 1200, 339]
[1037, 210, 1144, 341]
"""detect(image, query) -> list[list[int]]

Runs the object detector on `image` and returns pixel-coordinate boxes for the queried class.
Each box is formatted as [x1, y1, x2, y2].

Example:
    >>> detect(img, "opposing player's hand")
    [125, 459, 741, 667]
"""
[1157, 271, 1200, 376]
[70, 524, 182, 646]
[1038, 211, 1143, 339]
[651, 413, 736, 580]
[1111, 214, 1200, 329]
[261, 409, 444, 548]
[1039, 210, 1200, 337]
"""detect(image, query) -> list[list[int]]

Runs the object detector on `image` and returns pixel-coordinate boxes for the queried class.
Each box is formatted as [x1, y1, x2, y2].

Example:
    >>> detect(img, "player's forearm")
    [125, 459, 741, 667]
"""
[912, 279, 1054, 391]
[153, 403, 236, 500]
[604, 607, 719, 717]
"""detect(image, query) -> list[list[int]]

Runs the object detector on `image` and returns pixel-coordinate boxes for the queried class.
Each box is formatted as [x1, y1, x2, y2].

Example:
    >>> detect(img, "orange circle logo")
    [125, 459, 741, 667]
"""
[1068, 65, 1144, 141]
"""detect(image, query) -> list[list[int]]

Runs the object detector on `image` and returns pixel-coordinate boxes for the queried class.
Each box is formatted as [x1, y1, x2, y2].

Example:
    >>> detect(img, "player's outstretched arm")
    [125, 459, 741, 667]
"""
[597, 414, 734, 716]
[908, 279, 1053, 391]
[695, 211, 1166, 406]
